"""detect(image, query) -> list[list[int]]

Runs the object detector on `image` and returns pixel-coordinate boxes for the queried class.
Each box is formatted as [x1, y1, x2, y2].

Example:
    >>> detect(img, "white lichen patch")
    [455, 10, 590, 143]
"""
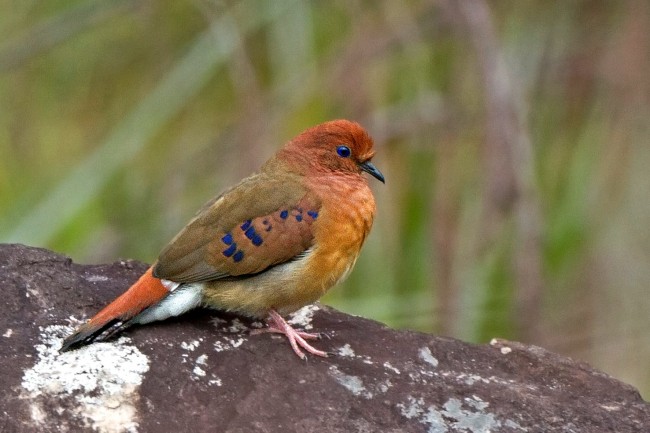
[231, 337, 245, 348]
[329, 366, 373, 399]
[209, 317, 253, 352]
[182, 348, 220, 387]
[328, 365, 393, 399]
[418, 346, 439, 368]
[397, 396, 447, 433]
[383, 361, 401, 375]
[397, 396, 426, 419]
[377, 378, 393, 393]
[21, 323, 149, 433]
[85, 275, 109, 283]
[213, 336, 247, 352]
[213, 341, 229, 352]
[210, 317, 253, 333]
[337, 343, 356, 357]
[504, 419, 527, 430]
[490, 338, 514, 355]
[225, 318, 249, 333]
[288, 304, 320, 330]
[208, 378, 222, 387]
[25, 284, 40, 300]
[181, 337, 216, 383]
[397, 395, 526, 433]
[190, 353, 209, 380]
[466, 395, 489, 411]
[457, 373, 490, 386]
[332, 342, 374, 365]
[189, 353, 222, 387]
[180, 339, 201, 351]
[210, 317, 228, 328]
[442, 397, 500, 432]
[3, 328, 12, 338]
[436, 370, 519, 389]
[408, 370, 437, 385]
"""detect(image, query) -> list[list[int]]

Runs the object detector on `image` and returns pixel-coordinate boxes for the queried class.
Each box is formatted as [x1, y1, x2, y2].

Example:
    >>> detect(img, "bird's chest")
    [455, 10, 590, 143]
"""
[306, 184, 376, 288]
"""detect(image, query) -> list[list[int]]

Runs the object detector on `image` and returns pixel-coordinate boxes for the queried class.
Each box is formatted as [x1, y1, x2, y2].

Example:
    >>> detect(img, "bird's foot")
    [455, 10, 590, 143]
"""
[254, 327, 322, 341]
[251, 309, 328, 359]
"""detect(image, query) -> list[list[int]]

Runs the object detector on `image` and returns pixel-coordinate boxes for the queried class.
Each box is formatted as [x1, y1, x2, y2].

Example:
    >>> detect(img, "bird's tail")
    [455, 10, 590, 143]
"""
[60, 266, 169, 352]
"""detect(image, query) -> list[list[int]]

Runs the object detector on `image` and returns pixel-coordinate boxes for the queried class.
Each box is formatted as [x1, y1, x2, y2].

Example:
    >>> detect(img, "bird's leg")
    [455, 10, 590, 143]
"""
[251, 309, 328, 359]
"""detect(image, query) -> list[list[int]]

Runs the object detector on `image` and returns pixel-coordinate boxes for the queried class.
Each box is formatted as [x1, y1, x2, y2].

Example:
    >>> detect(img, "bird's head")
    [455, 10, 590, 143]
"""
[277, 119, 385, 183]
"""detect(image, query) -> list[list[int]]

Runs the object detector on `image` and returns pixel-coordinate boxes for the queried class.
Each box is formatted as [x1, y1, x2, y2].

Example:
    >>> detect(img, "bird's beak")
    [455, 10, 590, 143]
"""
[359, 161, 385, 183]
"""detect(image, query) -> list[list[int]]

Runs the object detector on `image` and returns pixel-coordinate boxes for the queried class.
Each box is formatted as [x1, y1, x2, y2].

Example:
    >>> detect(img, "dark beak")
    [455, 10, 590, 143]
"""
[359, 161, 385, 183]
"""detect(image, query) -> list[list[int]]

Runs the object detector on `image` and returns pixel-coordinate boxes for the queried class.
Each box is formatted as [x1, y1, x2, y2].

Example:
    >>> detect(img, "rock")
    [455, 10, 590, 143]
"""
[1, 243, 648, 433]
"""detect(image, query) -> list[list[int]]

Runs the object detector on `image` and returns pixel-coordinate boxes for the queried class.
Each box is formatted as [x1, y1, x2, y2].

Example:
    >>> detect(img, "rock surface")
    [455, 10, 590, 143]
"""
[1, 243, 648, 433]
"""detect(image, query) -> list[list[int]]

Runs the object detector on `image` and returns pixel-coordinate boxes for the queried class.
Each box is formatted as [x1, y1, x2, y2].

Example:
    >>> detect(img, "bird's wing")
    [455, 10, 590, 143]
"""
[152, 172, 321, 283]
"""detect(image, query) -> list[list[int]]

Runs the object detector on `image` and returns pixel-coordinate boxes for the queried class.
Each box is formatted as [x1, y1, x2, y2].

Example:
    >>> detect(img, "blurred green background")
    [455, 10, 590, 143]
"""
[1, 0, 648, 398]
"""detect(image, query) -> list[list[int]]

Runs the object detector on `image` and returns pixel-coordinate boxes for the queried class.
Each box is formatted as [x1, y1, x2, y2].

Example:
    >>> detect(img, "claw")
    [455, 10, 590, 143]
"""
[252, 310, 328, 359]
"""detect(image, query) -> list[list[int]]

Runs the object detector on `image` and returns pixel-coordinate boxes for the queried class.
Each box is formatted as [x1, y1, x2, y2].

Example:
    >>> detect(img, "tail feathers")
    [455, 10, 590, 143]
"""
[60, 266, 169, 352]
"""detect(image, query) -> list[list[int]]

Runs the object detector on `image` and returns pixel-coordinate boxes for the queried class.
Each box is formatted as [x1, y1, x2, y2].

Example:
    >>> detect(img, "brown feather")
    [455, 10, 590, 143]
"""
[153, 171, 321, 283]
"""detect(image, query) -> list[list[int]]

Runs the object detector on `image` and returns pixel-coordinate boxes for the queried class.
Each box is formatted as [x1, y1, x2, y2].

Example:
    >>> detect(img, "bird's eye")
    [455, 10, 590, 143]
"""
[336, 145, 351, 158]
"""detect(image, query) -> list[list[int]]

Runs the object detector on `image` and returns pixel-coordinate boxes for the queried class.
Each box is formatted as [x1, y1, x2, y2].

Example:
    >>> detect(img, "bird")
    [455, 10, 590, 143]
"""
[60, 119, 384, 359]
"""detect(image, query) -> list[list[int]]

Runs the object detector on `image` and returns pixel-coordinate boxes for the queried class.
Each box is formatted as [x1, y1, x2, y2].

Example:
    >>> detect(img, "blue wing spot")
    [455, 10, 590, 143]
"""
[244, 226, 256, 239]
[295, 214, 303, 222]
[233, 250, 244, 262]
[222, 243, 237, 257]
[221, 233, 233, 245]
[307, 210, 318, 219]
[280, 210, 289, 219]
[240, 219, 252, 231]
[244, 226, 264, 246]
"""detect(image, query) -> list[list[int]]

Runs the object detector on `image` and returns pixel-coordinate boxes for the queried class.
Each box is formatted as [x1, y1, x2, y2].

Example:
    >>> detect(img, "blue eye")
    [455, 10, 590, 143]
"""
[336, 145, 351, 158]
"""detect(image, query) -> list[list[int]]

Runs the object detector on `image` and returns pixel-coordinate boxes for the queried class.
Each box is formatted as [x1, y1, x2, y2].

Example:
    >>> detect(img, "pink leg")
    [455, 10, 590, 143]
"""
[251, 309, 328, 359]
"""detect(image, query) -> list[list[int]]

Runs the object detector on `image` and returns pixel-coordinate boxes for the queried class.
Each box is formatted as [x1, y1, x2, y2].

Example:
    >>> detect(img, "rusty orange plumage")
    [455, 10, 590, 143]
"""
[61, 119, 384, 358]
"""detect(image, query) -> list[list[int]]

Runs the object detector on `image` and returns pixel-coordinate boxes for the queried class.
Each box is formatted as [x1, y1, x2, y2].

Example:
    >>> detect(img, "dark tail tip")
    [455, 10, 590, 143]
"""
[59, 330, 92, 353]
[59, 320, 122, 353]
